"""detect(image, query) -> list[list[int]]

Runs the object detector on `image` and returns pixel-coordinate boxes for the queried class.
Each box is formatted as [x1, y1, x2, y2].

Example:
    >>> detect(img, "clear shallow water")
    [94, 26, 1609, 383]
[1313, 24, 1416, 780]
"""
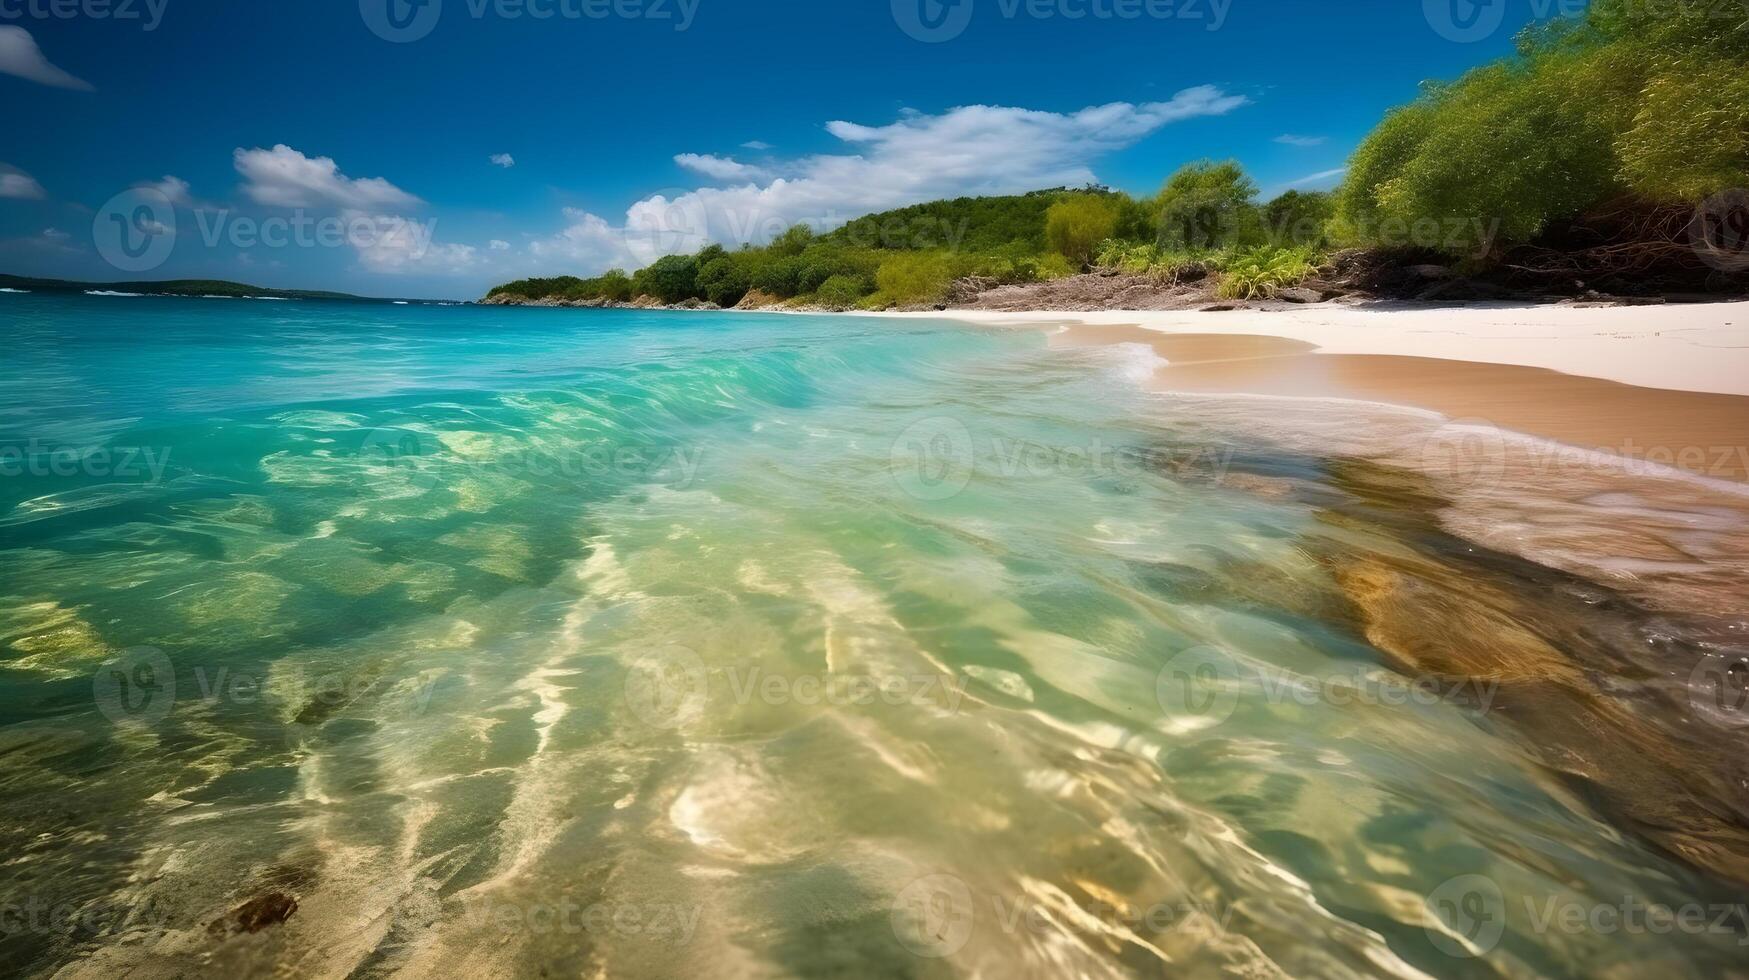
[0, 294, 1745, 978]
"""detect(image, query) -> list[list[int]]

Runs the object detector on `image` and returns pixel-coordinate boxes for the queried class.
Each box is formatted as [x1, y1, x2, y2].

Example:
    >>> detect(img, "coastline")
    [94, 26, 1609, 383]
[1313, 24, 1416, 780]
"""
[865, 301, 1749, 622]
[865, 302, 1749, 485]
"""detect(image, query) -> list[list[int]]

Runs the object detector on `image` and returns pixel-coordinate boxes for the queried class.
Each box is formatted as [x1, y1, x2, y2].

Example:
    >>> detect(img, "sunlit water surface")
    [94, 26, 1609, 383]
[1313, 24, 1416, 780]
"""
[1, 295, 1745, 978]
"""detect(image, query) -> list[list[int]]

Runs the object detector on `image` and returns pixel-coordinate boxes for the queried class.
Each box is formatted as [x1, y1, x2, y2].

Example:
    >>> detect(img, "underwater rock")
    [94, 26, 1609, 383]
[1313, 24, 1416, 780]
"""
[208, 892, 298, 936]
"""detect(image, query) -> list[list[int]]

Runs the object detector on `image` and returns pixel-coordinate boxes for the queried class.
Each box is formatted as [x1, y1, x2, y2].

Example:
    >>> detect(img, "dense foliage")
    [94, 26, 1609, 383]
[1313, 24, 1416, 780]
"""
[1336, 0, 1749, 253]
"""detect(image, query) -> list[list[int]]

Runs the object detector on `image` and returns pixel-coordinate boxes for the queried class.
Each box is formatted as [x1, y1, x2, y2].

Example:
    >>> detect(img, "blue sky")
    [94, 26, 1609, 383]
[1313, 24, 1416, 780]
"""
[2, 0, 1564, 299]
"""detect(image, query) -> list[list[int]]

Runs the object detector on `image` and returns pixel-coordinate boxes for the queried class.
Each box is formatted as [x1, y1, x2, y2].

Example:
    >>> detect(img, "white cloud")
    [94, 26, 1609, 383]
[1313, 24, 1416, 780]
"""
[234, 145, 423, 210]
[140, 175, 192, 205]
[523, 87, 1249, 276]
[741, 141, 772, 151]
[22, 226, 80, 254]
[0, 26, 93, 91]
[1286, 167, 1347, 188]
[1274, 134, 1328, 147]
[525, 207, 639, 272]
[674, 153, 766, 182]
[341, 211, 477, 274]
[0, 166, 45, 200]
[489, 239, 510, 250]
[490, 153, 516, 168]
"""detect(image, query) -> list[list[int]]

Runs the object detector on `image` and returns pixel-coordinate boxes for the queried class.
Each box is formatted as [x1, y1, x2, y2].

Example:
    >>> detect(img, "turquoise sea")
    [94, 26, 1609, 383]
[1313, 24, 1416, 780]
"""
[1, 293, 1745, 978]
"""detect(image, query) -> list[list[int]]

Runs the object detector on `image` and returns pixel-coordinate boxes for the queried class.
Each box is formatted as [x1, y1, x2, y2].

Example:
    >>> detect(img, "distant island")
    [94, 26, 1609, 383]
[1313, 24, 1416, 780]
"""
[0, 275, 464, 305]
[487, 3, 1748, 312]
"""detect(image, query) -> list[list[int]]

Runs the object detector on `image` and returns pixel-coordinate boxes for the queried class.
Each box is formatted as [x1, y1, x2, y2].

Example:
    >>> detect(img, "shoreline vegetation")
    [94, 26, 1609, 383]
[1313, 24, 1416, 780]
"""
[486, 1, 1749, 312]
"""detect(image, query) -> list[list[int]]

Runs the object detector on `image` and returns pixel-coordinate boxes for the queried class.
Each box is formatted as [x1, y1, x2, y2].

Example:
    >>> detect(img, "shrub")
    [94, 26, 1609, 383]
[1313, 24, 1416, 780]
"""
[814, 274, 874, 308]
[875, 252, 955, 305]
[1215, 245, 1317, 300]
[1262, 191, 1334, 247]
[769, 224, 815, 257]
[631, 254, 699, 303]
[1045, 195, 1120, 267]
[750, 256, 807, 297]
[1336, 0, 1749, 254]
[1156, 161, 1259, 251]
[696, 256, 750, 307]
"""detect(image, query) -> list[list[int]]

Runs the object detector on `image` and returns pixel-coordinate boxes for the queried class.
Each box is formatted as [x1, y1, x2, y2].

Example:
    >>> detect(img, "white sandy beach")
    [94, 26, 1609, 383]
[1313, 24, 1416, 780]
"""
[874, 301, 1749, 483]
[877, 301, 1749, 396]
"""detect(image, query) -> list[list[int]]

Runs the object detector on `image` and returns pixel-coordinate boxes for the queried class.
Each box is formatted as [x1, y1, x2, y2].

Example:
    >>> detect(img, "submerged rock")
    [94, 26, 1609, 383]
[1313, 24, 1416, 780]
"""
[208, 892, 298, 936]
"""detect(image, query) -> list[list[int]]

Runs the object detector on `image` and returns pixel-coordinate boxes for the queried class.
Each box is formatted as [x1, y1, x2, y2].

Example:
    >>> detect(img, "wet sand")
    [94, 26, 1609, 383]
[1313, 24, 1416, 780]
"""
[1049, 321, 1749, 483]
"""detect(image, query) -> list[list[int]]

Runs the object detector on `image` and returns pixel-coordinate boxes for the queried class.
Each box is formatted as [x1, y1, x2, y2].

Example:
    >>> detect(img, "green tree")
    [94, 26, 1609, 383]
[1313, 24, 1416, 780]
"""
[1335, 0, 1749, 253]
[1044, 195, 1119, 266]
[696, 256, 750, 306]
[815, 274, 874, 308]
[632, 254, 700, 303]
[769, 224, 815, 257]
[1155, 161, 1259, 251]
[1262, 190, 1335, 246]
